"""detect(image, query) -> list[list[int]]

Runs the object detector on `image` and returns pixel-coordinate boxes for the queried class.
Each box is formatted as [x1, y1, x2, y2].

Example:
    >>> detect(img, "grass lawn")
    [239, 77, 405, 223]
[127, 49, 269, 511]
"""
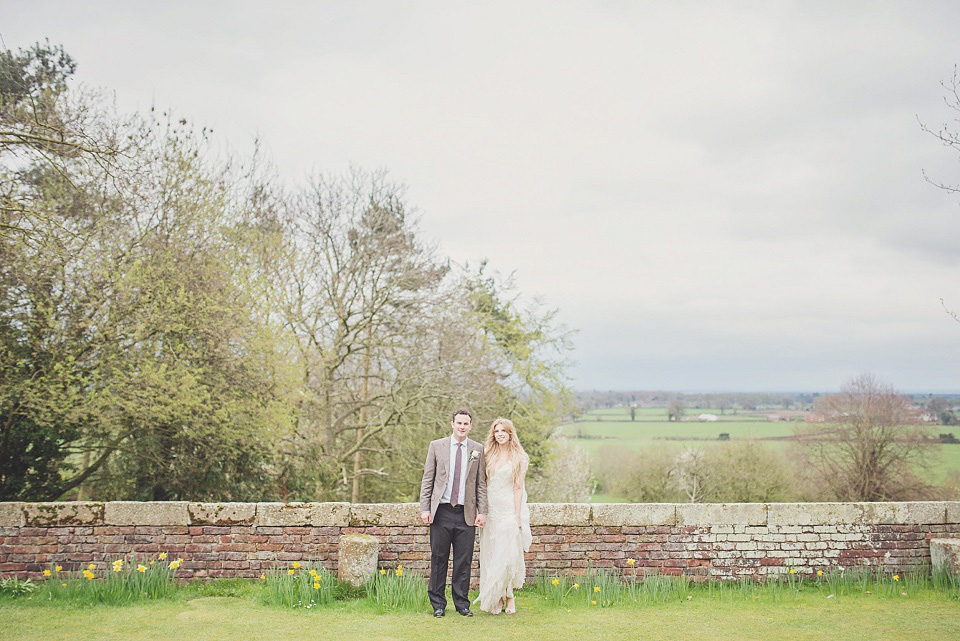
[2, 591, 959, 641]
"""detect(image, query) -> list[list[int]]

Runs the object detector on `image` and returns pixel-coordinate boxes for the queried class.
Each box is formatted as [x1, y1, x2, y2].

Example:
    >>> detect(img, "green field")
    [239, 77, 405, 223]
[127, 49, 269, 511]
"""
[3, 591, 959, 641]
[563, 409, 960, 499]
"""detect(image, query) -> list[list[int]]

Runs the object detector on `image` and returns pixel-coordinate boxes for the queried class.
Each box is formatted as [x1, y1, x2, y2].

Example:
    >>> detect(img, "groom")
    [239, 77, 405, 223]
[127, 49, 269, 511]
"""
[420, 407, 487, 617]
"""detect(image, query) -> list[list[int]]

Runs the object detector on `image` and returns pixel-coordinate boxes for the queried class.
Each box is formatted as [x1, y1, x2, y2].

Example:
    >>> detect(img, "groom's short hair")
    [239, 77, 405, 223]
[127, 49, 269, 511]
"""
[451, 407, 473, 422]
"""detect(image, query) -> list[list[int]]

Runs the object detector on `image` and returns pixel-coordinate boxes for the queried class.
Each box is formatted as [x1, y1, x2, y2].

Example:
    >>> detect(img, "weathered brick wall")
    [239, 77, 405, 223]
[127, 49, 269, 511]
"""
[2, 501, 958, 582]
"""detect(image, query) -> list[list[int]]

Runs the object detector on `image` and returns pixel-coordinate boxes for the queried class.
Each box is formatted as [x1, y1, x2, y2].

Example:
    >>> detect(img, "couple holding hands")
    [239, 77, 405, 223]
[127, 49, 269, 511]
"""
[419, 408, 532, 617]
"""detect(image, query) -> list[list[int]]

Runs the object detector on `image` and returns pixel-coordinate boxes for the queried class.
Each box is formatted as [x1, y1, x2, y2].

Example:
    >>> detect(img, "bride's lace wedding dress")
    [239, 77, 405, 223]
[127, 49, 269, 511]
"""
[476, 462, 532, 613]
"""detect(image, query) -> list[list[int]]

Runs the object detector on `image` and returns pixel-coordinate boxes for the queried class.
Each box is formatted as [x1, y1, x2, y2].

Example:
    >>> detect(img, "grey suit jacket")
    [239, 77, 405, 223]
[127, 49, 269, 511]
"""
[419, 436, 488, 525]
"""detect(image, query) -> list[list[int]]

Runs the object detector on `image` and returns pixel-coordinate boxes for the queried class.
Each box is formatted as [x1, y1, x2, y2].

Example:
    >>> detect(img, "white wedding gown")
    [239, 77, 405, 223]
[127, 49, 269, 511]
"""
[475, 463, 532, 613]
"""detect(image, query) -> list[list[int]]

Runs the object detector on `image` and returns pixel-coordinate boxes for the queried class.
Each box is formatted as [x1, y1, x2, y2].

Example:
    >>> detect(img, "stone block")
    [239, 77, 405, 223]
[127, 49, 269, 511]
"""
[677, 503, 767, 527]
[861, 502, 946, 525]
[350, 503, 421, 527]
[946, 502, 960, 524]
[590, 503, 676, 526]
[930, 539, 960, 575]
[188, 503, 256, 526]
[256, 503, 350, 527]
[528, 503, 591, 526]
[768, 503, 862, 526]
[104, 501, 189, 526]
[23, 502, 104, 527]
[338, 534, 379, 586]
[0, 503, 23, 527]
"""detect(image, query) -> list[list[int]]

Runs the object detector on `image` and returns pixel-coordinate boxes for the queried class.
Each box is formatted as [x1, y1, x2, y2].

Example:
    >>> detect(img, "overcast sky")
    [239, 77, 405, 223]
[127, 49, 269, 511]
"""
[4, 1, 960, 392]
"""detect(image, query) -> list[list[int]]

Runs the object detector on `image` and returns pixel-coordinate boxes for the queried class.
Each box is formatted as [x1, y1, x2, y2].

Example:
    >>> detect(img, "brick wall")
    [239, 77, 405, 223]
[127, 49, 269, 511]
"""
[2, 501, 958, 582]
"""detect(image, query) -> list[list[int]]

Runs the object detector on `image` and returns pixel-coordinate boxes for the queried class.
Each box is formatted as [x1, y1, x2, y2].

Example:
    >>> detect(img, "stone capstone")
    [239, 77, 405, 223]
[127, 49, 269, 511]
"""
[104, 501, 189, 526]
[350, 503, 421, 527]
[338, 533, 379, 586]
[24, 502, 104, 527]
[188, 502, 256, 526]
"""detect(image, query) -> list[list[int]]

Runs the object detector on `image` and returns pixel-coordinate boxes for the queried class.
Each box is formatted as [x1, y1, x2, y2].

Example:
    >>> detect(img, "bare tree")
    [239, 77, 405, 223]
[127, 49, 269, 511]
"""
[799, 374, 937, 501]
[667, 398, 685, 422]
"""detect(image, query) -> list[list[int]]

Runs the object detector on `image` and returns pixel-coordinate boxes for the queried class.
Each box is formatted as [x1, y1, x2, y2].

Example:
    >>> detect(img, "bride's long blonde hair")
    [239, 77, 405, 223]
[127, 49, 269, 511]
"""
[483, 418, 529, 487]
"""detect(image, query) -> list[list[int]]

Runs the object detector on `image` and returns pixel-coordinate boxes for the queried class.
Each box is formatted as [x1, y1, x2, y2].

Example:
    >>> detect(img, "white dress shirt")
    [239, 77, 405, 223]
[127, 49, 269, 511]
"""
[440, 436, 470, 505]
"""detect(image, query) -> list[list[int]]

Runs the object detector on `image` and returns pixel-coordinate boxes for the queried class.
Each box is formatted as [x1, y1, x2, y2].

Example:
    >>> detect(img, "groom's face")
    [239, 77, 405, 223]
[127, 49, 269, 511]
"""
[451, 413, 472, 442]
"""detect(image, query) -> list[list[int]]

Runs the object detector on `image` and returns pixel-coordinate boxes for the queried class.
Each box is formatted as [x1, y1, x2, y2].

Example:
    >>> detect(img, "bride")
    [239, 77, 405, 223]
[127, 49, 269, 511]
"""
[475, 418, 532, 614]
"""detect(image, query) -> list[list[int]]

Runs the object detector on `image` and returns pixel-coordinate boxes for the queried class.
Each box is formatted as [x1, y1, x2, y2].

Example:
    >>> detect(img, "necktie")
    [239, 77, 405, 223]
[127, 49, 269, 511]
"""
[451, 443, 463, 507]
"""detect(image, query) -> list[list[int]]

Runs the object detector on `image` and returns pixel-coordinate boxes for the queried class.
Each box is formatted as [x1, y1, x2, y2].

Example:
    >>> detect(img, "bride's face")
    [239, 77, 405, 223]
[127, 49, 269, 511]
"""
[493, 424, 511, 445]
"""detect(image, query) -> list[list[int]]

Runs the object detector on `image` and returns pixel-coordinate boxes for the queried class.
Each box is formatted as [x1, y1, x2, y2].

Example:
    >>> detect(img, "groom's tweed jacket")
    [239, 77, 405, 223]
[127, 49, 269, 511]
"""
[420, 437, 488, 525]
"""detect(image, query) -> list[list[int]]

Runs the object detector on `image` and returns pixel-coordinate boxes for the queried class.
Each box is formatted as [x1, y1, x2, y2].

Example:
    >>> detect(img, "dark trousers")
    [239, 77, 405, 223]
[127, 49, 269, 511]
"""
[428, 503, 475, 611]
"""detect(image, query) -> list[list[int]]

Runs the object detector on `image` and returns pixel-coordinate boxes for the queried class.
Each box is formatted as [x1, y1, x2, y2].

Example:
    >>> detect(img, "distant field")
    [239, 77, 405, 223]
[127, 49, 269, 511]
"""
[566, 409, 960, 501]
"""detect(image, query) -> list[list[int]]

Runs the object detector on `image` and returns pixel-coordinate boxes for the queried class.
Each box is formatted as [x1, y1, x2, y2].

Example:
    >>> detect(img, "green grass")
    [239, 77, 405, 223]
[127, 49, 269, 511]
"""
[568, 409, 960, 500]
[2, 586, 958, 641]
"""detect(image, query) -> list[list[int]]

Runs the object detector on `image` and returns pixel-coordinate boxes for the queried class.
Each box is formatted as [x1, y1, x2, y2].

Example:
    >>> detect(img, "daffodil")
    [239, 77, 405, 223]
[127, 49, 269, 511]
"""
[150, 561, 155, 566]
[137, 564, 147, 573]
[88, 563, 96, 571]
[170, 560, 181, 570]
[60, 583, 66, 587]
[817, 570, 823, 577]
[591, 600, 597, 606]
[395, 568, 403, 577]
[54, 565, 62, 573]
[551, 578, 560, 586]
[292, 561, 301, 569]
[379, 569, 386, 575]
[594, 586, 601, 593]
[309, 569, 318, 577]
[83, 569, 95, 580]
[43, 569, 51, 577]
[626, 558, 636, 566]
[573, 583, 580, 590]
[894, 575, 900, 581]
[288, 569, 295, 575]
[260, 574, 266, 580]
[313, 583, 321, 590]
[159, 552, 167, 560]
[789, 568, 796, 575]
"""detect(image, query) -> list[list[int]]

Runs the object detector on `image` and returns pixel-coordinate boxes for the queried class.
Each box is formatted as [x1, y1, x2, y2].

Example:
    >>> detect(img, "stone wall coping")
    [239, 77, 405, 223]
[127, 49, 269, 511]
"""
[0, 500, 958, 528]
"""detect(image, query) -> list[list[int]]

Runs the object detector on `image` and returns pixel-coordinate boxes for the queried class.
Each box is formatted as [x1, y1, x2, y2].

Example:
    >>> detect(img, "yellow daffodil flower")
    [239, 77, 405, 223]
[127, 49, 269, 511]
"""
[626, 558, 636, 566]
[88, 563, 96, 571]
[551, 579, 559, 586]
[379, 569, 386, 575]
[894, 575, 900, 581]
[159, 552, 167, 560]
[292, 561, 301, 569]
[260, 574, 266, 580]
[395, 569, 403, 577]
[83, 570, 95, 580]
[288, 569, 295, 575]
[137, 564, 147, 573]
[54, 565, 62, 573]
[170, 560, 181, 570]
[313, 583, 321, 590]
[594, 586, 601, 592]
[591, 600, 597, 606]
[60, 583, 66, 587]
[817, 570, 823, 577]
[573, 583, 580, 590]
[43, 569, 51, 577]
[789, 568, 796, 575]
[150, 561, 155, 566]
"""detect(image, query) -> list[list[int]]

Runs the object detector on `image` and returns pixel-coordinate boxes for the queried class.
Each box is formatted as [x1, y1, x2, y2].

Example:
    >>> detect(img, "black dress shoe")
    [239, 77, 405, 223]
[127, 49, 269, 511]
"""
[433, 608, 445, 617]
[456, 607, 473, 617]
